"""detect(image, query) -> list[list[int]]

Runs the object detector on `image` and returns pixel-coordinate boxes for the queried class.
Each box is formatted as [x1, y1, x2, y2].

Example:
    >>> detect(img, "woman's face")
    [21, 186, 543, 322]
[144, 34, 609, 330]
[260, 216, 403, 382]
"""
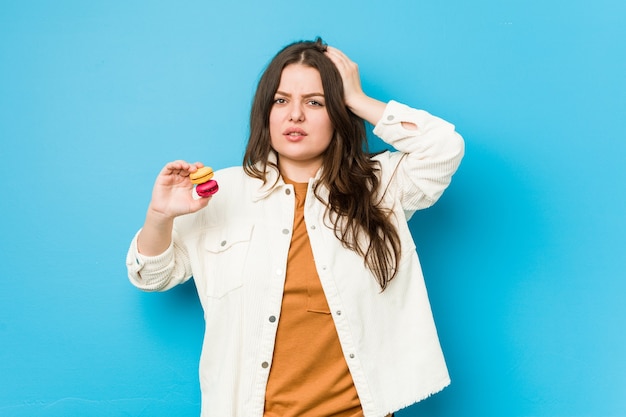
[269, 63, 334, 181]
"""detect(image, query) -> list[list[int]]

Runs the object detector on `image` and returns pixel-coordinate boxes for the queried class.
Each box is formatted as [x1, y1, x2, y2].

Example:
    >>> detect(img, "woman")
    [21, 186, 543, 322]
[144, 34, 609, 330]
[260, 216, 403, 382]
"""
[126, 38, 464, 417]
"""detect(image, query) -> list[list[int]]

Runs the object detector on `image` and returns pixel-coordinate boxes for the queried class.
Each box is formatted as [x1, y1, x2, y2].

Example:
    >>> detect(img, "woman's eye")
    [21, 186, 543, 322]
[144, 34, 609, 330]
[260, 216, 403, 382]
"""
[274, 98, 286, 104]
[308, 100, 323, 106]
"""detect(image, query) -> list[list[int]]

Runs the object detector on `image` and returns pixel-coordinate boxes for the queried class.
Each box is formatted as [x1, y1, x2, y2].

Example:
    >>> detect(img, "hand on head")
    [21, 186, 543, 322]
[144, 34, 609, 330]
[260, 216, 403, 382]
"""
[324, 46, 366, 109]
[324, 45, 386, 126]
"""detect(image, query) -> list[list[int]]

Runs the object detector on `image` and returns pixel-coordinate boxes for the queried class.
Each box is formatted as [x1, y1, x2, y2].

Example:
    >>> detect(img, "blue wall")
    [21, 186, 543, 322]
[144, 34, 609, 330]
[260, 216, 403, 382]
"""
[1, 0, 624, 416]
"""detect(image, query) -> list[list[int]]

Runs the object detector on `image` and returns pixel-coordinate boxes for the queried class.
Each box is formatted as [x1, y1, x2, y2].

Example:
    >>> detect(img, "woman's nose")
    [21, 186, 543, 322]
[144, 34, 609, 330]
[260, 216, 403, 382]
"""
[289, 103, 304, 122]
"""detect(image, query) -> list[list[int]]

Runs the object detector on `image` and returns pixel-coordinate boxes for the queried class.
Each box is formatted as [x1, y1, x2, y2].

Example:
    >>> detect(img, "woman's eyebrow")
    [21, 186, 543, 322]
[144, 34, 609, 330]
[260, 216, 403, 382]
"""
[275, 90, 325, 98]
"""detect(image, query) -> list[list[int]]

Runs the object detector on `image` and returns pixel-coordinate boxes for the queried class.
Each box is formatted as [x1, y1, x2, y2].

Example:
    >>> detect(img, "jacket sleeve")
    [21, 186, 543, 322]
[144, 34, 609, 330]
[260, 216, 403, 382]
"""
[125, 229, 193, 292]
[372, 100, 464, 216]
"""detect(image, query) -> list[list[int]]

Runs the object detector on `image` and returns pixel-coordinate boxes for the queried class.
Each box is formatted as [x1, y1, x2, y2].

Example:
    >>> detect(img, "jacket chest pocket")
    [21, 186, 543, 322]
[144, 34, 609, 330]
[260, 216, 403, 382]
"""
[202, 223, 254, 298]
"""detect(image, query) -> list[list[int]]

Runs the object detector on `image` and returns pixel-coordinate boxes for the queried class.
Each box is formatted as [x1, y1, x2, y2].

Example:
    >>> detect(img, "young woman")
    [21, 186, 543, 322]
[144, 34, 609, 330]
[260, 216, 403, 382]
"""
[126, 38, 464, 417]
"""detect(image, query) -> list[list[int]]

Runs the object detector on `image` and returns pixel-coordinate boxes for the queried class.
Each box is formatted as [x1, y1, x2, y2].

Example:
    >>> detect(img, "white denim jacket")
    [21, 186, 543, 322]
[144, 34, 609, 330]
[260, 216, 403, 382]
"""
[126, 101, 464, 417]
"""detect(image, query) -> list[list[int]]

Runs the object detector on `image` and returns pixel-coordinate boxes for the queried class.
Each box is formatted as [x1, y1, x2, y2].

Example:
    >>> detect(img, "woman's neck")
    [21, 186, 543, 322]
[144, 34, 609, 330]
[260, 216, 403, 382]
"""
[277, 159, 320, 183]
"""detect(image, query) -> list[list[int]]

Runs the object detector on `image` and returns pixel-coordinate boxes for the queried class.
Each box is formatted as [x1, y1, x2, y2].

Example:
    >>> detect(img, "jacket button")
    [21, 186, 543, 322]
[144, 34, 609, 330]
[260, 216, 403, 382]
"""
[336, 310, 342, 316]
[269, 316, 276, 323]
[220, 240, 227, 247]
[282, 229, 289, 235]
[349, 354, 355, 359]
[262, 361, 269, 368]
[285, 189, 291, 195]
[387, 115, 395, 121]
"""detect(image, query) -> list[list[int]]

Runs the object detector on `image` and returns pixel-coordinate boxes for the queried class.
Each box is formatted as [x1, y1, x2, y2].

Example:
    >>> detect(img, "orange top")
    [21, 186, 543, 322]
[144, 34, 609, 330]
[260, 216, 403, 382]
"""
[264, 180, 362, 417]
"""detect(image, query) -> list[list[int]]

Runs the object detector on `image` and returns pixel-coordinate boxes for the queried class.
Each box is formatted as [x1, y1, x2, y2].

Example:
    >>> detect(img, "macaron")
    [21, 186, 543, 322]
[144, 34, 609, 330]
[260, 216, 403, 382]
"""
[189, 166, 214, 185]
[196, 179, 219, 198]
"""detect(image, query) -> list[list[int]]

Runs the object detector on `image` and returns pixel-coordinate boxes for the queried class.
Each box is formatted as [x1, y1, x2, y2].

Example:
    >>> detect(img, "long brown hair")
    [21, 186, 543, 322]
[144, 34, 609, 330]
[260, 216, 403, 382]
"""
[243, 38, 401, 290]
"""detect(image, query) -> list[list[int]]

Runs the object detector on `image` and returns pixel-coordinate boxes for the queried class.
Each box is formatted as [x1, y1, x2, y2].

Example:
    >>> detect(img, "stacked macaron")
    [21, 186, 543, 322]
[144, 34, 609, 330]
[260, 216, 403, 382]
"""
[190, 166, 219, 198]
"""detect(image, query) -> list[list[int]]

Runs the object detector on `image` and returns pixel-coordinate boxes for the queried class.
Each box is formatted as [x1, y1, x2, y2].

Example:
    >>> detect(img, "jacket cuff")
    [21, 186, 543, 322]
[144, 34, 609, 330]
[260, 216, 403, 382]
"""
[374, 100, 453, 139]
[125, 230, 175, 290]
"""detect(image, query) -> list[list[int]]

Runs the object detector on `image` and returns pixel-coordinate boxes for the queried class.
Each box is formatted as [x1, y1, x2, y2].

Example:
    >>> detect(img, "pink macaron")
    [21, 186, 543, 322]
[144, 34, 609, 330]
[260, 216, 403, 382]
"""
[196, 179, 219, 198]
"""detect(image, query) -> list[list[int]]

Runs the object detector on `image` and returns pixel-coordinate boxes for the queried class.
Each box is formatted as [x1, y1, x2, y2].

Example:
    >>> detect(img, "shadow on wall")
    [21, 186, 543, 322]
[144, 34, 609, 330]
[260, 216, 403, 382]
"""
[400, 138, 551, 416]
[137, 279, 204, 344]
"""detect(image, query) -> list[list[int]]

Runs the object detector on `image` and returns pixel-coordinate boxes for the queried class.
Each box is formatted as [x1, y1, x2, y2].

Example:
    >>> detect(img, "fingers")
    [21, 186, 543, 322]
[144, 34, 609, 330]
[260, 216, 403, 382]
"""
[325, 46, 348, 63]
[325, 46, 365, 108]
[150, 160, 212, 218]
[325, 46, 358, 78]
[190, 193, 212, 211]
[162, 160, 204, 177]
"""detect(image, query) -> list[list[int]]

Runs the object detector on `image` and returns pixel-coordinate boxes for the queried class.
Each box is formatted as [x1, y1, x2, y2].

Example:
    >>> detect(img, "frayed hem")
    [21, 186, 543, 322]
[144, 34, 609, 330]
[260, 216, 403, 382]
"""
[379, 378, 451, 417]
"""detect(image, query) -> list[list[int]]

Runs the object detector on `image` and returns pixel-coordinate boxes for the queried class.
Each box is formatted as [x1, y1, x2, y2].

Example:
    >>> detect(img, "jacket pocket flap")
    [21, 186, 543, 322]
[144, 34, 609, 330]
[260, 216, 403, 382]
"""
[204, 223, 254, 253]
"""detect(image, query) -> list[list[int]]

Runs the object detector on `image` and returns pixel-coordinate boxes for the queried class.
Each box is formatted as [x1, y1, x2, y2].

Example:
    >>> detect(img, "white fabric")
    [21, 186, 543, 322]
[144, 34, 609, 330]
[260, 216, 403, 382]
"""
[126, 100, 464, 417]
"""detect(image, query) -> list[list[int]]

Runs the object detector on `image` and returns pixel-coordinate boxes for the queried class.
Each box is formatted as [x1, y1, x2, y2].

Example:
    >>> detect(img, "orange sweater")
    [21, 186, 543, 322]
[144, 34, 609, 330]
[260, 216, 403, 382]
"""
[264, 180, 362, 417]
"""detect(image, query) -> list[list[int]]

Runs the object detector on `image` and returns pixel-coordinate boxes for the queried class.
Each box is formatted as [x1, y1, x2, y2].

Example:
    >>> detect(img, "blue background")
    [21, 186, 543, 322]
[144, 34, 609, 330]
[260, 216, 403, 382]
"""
[1, 0, 624, 416]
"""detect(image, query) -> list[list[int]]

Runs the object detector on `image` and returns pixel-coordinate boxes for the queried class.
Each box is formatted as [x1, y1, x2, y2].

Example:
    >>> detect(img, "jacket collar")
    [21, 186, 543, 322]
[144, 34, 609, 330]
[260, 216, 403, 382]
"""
[251, 151, 324, 202]
[252, 152, 282, 202]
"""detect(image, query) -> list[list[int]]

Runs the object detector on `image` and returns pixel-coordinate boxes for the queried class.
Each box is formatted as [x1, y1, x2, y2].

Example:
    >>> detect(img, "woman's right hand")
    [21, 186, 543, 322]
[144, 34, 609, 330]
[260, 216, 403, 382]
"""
[148, 160, 211, 220]
[138, 160, 211, 256]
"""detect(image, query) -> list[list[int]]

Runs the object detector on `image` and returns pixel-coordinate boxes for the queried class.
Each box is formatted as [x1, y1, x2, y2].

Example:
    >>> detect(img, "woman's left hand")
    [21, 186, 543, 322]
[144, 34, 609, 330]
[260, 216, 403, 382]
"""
[325, 46, 366, 109]
[325, 46, 387, 126]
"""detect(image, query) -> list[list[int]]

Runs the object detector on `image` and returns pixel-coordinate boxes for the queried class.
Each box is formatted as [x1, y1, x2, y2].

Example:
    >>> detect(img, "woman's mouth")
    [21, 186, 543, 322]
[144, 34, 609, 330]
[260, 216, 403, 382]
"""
[284, 128, 307, 141]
